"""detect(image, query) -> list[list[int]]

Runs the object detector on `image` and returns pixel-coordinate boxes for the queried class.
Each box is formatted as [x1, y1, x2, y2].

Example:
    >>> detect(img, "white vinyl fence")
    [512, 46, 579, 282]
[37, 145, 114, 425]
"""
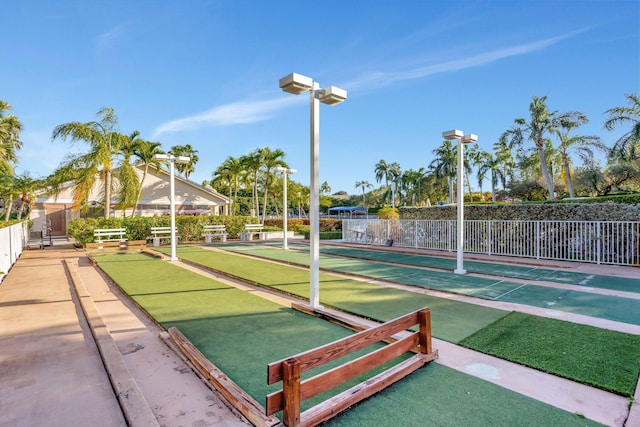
[0, 221, 29, 283]
[342, 219, 640, 266]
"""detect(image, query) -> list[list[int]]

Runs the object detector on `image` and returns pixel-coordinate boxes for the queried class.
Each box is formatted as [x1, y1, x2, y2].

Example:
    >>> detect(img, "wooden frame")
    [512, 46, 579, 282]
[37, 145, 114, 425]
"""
[266, 307, 437, 427]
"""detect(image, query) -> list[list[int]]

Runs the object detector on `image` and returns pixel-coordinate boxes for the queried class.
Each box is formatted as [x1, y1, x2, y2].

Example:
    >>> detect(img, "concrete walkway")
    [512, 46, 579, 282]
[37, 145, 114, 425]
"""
[0, 244, 249, 427]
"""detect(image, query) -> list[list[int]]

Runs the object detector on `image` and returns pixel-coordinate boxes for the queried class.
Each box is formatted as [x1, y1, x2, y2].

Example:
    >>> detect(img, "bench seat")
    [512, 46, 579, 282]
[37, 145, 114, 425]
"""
[202, 225, 227, 243]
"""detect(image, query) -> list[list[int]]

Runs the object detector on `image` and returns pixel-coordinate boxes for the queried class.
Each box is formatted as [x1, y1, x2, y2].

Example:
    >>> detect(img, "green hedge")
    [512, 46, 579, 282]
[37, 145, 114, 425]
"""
[400, 202, 640, 221]
[68, 215, 260, 247]
[302, 231, 343, 240]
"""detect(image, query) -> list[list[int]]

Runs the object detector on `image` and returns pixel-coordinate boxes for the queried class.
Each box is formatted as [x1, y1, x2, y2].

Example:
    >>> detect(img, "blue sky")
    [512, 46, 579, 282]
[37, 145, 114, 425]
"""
[2, 1, 638, 194]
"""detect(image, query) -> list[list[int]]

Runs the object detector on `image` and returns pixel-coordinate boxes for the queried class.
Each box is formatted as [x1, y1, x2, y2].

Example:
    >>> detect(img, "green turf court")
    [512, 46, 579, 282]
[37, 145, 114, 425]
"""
[94, 252, 602, 426]
[218, 243, 640, 326]
[158, 246, 508, 343]
[156, 246, 640, 396]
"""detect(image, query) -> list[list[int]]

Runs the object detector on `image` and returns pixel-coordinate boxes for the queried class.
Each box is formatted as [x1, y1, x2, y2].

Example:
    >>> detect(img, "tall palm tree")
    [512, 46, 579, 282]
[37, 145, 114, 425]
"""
[241, 151, 262, 218]
[552, 113, 605, 198]
[354, 180, 372, 206]
[257, 147, 287, 223]
[320, 181, 331, 195]
[493, 134, 516, 189]
[13, 173, 44, 220]
[503, 96, 585, 199]
[114, 131, 143, 214]
[0, 101, 23, 167]
[213, 156, 244, 215]
[51, 107, 120, 218]
[169, 144, 199, 179]
[503, 96, 558, 198]
[0, 101, 23, 220]
[477, 151, 505, 202]
[132, 139, 164, 216]
[604, 93, 640, 161]
[429, 140, 457, 203]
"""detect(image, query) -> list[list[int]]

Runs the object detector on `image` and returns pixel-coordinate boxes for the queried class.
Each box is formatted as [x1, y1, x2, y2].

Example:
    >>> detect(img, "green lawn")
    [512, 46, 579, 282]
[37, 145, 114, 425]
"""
[460, 312, 640, 396]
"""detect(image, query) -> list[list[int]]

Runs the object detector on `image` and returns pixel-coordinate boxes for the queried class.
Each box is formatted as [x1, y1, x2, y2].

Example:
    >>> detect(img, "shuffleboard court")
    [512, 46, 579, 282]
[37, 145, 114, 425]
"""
[218, 243, 640, 326]
[94, 252, 601, 426]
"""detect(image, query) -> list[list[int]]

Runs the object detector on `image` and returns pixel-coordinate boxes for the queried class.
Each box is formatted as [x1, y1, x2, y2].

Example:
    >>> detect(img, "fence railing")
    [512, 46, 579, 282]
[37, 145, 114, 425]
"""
[342, 219, 640, 266]
[0, 221, 29, 282]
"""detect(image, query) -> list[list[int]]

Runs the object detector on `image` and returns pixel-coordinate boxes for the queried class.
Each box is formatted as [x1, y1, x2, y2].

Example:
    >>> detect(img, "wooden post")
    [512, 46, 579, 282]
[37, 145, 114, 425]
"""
[282, 358, 301, 426]
[418, 309, 432, 354]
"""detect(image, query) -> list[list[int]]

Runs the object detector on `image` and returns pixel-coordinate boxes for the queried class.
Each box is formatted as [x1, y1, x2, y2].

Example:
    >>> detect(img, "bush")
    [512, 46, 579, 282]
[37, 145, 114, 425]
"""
[67, 215, 266, 246]
[377, 206, 399, 219]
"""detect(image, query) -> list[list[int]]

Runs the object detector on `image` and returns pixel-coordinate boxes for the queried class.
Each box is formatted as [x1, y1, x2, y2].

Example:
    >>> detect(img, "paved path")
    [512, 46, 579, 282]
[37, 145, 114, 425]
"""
[0, 246, 249, 427]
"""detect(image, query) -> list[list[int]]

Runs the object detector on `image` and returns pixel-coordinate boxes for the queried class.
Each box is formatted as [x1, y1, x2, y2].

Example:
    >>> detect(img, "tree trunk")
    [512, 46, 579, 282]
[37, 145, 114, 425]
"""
[563, 160, 575, 198]
[536, 147, 555, 199]
[105, 169, 112, 218]
[448, 177, 454, 204]
[4, 194, 13, 221]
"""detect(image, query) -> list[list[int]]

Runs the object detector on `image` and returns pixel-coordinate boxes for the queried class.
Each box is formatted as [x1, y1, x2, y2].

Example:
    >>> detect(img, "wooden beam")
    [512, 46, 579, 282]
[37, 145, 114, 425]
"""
[418, 309, 432, 354]
[282, 358, 301, 427]
[300, 353, 436, 427]
[266, 332, 420, 415]
[268, 309, 420, 385]
[167, 327, 280, 427]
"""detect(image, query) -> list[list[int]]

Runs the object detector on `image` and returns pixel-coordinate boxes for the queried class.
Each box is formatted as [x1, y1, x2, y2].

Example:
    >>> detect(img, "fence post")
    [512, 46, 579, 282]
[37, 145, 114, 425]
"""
[535, 221, 540, 259]
[597, 221, 602, 265]
[418, 309, 432, 354]
[282, 358, 301, 426]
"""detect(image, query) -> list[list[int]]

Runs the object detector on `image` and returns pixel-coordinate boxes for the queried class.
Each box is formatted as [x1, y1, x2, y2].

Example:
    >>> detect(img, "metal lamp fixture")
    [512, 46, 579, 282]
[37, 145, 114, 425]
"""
[442, 130, 477, 275]
[152, 153, 191, 261]
[279, 72, 347, 309]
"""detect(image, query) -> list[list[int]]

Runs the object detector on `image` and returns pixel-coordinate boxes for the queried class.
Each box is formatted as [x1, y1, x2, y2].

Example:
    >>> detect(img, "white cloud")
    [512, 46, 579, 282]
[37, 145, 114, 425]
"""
[151, 96, 300, 138]
[344, 31, 583, 91]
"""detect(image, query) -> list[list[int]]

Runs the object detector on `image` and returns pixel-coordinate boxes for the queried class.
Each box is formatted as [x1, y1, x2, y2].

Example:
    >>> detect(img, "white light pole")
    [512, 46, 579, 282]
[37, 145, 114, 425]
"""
[279, 72, 347, 309]
[153, 153, 191, 261]
[442, 130, 477, 275]
[275, 166, 297, 250]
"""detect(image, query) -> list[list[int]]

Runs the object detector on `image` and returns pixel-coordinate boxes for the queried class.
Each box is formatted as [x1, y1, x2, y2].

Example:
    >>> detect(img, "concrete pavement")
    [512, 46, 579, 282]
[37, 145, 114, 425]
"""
[0, 244, 250, 427]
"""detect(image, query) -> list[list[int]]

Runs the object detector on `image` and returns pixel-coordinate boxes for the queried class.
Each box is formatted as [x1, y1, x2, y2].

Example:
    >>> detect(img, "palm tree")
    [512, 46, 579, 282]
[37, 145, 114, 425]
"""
[0, 101, 23, 220]
[0, 101, 23, 167]
[132, 139, 164, 216]
[477, 151, 505, 202]
[604, 93, 640, 161]
[213, 156, 244, 215]
[320, 181, 331, 195]
[257, 147, 287, 223]
[354, 180, 372, 206]
[51, 107, 120, 218]
[114, 131, 143, 214]
[553, 113, 605, 198]
[493, 134, 516, 189]
[503, 96, 559, 198]
[241, 151, 262, 218]
[13, 173, 44, 220]
[169, 144, 199, 179]
[429, 140, 457, 203]
[503, 96, 585, 199]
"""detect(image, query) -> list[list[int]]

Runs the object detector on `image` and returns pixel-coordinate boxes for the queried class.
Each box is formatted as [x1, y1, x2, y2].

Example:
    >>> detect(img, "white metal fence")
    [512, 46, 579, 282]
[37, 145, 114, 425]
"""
[0, 221, 29, 283]
[342, 219, 640, 266]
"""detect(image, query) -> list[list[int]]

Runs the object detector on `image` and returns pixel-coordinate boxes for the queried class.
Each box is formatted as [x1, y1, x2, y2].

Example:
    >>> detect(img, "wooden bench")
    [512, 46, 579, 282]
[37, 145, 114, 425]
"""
[94, 228, 127, 243]
[149, 226, 177, 247]
[202, 224, 227, 243]
[266, 307, 437, 426]
[240, 223, 264, 241]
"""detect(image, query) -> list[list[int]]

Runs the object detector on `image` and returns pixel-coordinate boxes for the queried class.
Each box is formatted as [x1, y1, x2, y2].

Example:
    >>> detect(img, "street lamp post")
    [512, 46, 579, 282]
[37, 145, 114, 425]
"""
[275, 166, 297, 250]
[442, 130, 477, 275]
[279, 72, 347, 309]
[153, 153, 191, 262]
